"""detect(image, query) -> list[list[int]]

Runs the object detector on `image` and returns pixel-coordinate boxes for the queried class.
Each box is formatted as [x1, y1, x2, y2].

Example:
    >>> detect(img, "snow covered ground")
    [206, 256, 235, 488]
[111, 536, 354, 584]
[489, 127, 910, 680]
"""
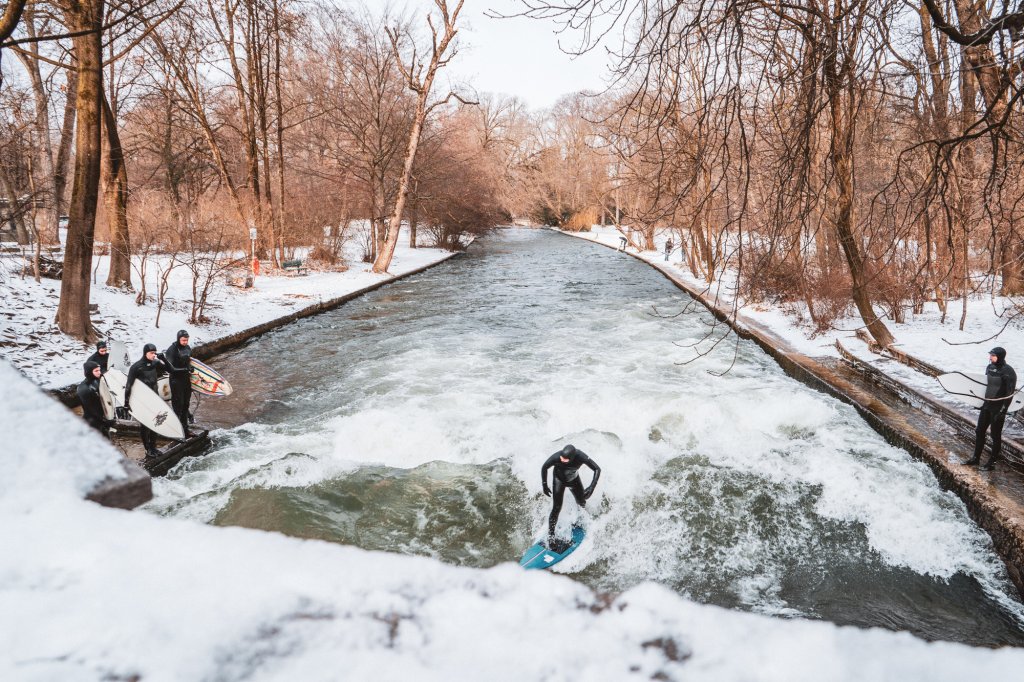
[0, 228, 453, 389]
[4, 361, 1024, 681]
[569, 226, 1024, 374]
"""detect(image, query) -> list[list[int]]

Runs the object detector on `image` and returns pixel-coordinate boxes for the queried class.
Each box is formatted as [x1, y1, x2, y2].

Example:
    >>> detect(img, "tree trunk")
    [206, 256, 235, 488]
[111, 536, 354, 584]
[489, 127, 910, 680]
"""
[56, 0, 104, 341]
[273, 0, 287, 268]
[373, 94, 427, 272]
[824, 25, 895, 348]
[0, 0, 27, 45]
[409, 189, 418, 248]
[102, 93, 131, 288]
[0, 168, 30, 246]
[372, 0, 463, 273]
[16, 12, 60, 245]
[54, 65, 78, 220]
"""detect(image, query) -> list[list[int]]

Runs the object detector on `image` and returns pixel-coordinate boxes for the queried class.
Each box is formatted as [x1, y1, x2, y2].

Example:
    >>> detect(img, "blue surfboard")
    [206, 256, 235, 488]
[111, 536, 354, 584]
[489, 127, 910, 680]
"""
[519, 525, 586, 570]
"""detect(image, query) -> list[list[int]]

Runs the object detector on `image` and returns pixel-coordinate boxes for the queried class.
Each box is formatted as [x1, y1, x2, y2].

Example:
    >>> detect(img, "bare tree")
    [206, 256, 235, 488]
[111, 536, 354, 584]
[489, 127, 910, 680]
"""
[372, 0, 465, 274]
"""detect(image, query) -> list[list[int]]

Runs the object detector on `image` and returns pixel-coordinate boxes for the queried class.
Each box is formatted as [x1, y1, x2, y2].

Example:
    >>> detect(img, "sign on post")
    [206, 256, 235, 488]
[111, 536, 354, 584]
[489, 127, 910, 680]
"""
[249, 227, 258, 278]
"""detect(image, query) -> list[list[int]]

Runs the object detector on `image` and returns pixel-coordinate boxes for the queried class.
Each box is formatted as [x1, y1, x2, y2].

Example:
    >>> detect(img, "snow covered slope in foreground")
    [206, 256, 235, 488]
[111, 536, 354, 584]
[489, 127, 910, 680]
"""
[1, 363, 1023, 681]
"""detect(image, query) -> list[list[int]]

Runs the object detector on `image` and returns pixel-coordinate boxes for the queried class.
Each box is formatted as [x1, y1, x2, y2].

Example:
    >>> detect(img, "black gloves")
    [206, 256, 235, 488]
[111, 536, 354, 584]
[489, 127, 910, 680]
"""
[584, 486, 595, 500]
[542, 481, 551, 497]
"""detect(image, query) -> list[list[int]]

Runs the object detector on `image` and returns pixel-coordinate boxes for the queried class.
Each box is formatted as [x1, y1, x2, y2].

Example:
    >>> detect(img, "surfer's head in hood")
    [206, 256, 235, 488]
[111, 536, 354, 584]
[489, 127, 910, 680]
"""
[560, 444, 577, 461]
[96, 340, 107, 353]
[176, 330, 190, 345]
[143, 343, 158, 361]
[84, 360, 101, 379]
[990, 347, 1007, 366]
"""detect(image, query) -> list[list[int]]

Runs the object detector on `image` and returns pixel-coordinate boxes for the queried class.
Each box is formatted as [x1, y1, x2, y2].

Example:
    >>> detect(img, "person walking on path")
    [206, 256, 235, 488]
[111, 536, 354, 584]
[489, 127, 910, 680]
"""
[541, 444, 601, 547]
[126, 343, 167, 458]
[163, 330, 194, 437]
[664, 238, 673, 261]
[965, 347, 1017, 471]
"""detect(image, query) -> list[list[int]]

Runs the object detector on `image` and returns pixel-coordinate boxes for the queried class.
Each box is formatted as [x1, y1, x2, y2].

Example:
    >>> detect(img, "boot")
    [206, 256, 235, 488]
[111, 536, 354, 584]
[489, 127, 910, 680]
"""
[962, 456, 981, 466]
[980, 457, 997, 471]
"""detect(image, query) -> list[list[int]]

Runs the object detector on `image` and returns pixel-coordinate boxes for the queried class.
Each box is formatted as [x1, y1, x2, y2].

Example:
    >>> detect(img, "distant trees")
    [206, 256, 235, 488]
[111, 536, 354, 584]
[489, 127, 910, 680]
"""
[1, 0, 507, 341]
[518, 0, 1024, 343]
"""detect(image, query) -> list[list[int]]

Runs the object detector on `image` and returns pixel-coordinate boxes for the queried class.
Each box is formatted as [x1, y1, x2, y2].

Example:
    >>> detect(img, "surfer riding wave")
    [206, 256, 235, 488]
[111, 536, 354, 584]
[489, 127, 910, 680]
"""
[542, 444, 600, 549]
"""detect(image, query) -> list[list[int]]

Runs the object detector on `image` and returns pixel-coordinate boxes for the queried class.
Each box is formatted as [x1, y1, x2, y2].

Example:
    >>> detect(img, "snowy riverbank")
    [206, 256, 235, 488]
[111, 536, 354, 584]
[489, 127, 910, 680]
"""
[568, 226, 1024, 373]
[0, 229, 453, 389]
[3, 361, 1024, 680]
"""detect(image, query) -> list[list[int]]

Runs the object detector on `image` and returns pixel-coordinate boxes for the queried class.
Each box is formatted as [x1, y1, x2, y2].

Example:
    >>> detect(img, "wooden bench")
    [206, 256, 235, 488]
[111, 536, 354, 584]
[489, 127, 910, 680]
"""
[282, 259, 307, 275]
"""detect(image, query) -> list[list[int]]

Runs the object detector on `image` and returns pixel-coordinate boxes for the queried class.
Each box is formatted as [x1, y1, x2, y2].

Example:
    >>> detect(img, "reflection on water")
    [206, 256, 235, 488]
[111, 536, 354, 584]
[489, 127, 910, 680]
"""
[151, 229, 1024, 646]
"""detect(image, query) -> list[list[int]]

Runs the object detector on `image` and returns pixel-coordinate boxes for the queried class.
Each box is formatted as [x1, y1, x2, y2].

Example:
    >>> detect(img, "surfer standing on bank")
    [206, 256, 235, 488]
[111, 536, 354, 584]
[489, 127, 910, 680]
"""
[77, 361, 112, 437]
[542, 444, 601, 547]
[965, 347, 1017, 471]
[163, 330, 194, 438]
[126, 344, 167, 458]
[85, 340, 109, 374]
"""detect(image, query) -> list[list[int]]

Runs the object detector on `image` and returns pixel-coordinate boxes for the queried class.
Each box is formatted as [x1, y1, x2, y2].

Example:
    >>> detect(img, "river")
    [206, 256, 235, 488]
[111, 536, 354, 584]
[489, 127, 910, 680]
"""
[148, 228, 1024, 646]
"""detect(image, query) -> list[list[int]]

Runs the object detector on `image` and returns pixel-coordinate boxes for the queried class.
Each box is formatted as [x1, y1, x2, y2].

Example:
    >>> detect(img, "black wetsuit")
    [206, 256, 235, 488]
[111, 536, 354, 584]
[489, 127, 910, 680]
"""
[974, 356, 1017, 466]
[86, 350, 108, 374]
[541, 449, 601, 541]
[77, 363, 111, 437]
[164, 341, 193, 435]
[126, 355, 166, 454]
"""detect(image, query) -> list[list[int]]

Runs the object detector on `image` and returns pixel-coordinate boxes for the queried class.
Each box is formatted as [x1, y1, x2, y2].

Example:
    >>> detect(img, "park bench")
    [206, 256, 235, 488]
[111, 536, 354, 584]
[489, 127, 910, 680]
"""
[282, 258, 307, 275]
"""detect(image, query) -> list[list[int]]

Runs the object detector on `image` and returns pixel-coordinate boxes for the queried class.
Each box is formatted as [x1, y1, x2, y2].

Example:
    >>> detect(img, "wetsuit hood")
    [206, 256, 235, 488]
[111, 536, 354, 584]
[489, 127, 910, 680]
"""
[96, 341, 107, 351]
[561, 444, 577, 457]
[83, 360, 101, 379]
[991, 347, 1007, 366]
[142, 343, 157, 358]
[176, 330, 190, 343]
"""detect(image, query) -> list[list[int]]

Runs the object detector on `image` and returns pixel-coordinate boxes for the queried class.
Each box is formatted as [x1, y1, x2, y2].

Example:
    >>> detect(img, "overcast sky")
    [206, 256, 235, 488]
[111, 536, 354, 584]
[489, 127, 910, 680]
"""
[450, 0, 615, 109]
[347, 0, 619, 110]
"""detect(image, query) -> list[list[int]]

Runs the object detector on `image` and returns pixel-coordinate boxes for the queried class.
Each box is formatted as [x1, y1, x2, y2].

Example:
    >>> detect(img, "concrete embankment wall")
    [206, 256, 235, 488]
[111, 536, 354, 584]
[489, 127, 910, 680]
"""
[565, 229, 1024, 598]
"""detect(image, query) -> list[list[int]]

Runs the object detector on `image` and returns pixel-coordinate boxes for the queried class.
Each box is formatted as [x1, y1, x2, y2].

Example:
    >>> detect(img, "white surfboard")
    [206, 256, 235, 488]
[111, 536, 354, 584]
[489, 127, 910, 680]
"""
[98, 375, 117, 421]
[936, 371, 1024, 413]
[107, 339, 132, 374]
[103, 369, 185, 439]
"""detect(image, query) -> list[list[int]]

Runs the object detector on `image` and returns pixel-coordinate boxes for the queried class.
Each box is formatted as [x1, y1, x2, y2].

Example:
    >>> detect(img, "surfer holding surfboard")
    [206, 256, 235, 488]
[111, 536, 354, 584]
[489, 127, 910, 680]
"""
[78, 361, 112, 437]
[541, 445, 601, 550]
[126, 344, 171, 458]
[163, 330, 195, 437]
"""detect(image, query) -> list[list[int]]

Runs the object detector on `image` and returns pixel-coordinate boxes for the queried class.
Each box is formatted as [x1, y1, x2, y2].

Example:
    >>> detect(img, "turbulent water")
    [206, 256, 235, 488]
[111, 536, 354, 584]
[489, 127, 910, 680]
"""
[149, 229, 1024, 646]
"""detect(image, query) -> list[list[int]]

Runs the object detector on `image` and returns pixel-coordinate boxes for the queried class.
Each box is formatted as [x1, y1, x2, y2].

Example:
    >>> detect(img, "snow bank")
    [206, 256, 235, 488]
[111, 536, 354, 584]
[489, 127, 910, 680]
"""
[571, 226, 1024, 372]
[2, 363, 1024, 680]
[0, 229, 452, 389]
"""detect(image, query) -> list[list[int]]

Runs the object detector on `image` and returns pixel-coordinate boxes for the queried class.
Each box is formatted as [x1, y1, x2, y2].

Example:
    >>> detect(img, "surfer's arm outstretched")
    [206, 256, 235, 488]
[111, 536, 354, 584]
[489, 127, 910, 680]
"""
[163, 346, 187, 374]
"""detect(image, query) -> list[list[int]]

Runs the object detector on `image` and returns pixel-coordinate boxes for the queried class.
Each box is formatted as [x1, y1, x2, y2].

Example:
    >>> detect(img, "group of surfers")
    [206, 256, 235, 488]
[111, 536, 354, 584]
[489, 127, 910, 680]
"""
[77, 330, 196, 458]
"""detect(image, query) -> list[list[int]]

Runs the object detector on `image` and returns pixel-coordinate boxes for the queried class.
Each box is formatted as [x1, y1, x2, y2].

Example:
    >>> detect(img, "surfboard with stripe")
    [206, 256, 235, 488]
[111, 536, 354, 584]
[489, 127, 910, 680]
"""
[190, 358, 232, 397]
